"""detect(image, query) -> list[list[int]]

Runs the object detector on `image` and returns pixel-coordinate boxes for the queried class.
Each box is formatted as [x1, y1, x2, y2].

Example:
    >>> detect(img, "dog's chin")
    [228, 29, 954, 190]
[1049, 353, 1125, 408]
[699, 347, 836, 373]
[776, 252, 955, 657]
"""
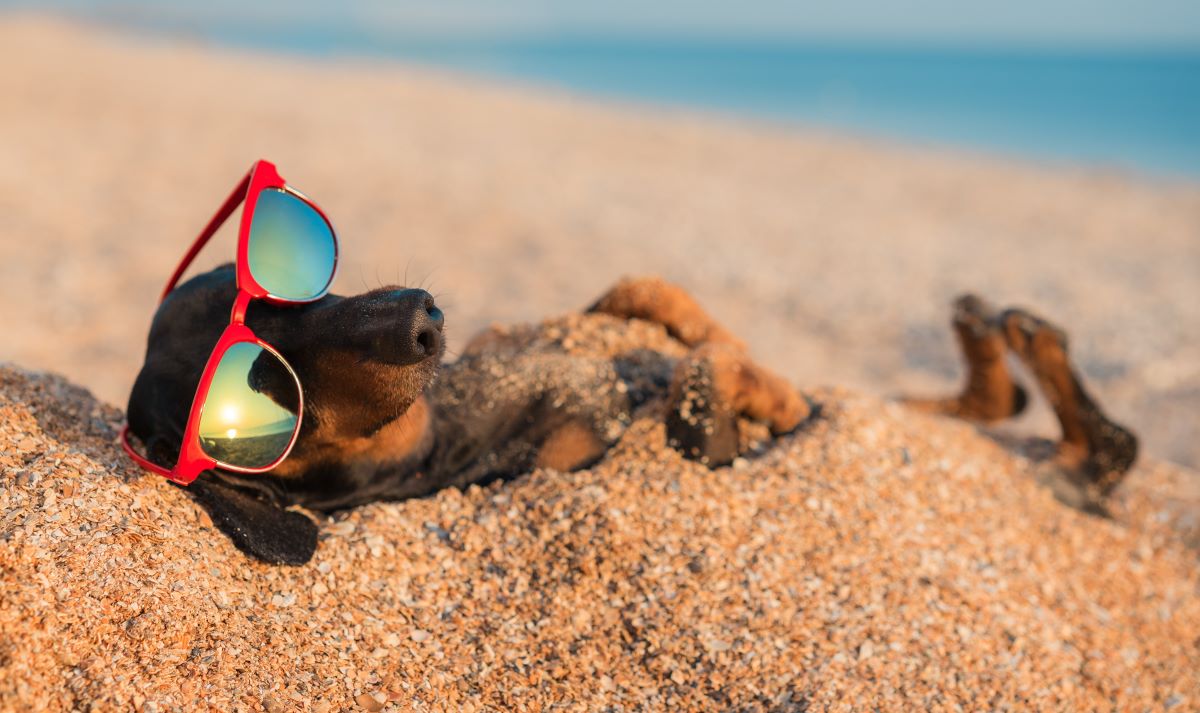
[291, 346, 443, 441]
[266, 365, 438, 472]
[357, 353, 442, 422]
[364, 345, 443, 379]
[366, 351, 442, 369]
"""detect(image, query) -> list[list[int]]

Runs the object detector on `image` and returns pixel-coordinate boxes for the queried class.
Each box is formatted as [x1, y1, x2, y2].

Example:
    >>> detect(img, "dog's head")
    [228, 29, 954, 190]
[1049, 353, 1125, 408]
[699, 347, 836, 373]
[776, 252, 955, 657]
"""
[127, 264, 445, 564]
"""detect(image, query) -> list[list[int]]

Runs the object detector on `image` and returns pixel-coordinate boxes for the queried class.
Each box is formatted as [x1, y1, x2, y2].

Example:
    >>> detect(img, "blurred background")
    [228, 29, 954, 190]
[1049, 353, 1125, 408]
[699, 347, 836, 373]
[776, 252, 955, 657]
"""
[0, 1, 1197, 465]
[11, 0, 1200, 174]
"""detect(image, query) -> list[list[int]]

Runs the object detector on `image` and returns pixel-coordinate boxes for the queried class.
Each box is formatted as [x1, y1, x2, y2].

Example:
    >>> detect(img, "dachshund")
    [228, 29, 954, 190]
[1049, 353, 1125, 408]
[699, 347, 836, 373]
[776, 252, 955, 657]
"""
[126, 267, 1136, 563]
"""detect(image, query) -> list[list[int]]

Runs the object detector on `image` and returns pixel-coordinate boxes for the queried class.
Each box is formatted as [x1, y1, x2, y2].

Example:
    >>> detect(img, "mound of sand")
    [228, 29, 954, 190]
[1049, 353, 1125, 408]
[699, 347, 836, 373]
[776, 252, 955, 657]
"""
[2, 350, 1198, 711]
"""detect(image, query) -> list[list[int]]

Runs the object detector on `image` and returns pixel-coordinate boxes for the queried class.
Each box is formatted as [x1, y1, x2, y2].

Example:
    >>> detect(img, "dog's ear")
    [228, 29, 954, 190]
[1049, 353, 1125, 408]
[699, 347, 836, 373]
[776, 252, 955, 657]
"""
[186, 477, 319, 565]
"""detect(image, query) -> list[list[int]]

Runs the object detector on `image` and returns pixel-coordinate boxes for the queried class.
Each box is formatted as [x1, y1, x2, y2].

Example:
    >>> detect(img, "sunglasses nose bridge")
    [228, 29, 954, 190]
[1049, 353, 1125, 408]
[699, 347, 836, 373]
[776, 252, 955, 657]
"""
[230, 290, 254, 324]
[140, 162, 337, 484]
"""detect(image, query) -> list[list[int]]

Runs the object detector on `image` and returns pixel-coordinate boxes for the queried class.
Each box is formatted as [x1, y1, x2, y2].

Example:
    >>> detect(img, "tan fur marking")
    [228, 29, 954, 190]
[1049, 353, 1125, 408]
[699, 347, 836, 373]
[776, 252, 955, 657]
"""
[904, 295, 1022, 423]
[1026, 327, 1089, 448]
[589, 276, 747, 350]
[1002, 308, 1138, 496]
[271, 396, 434, 478]
[694, 343, 809, 434]
[535, 420, 608, 471]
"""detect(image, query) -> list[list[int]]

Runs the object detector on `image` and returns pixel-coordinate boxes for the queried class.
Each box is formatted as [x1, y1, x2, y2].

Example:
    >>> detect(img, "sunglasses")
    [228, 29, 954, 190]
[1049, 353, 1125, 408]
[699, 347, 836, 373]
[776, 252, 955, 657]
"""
[121, 160, 338, 485]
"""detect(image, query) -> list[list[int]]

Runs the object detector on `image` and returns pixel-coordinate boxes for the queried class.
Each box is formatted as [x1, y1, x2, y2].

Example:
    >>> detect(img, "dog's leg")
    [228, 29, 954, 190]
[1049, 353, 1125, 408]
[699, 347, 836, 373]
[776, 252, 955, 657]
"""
[904, 294, 1028, 422]
[1001, 308, 1138, 500]
[588, 276, 747, 350]
[666, 343, 809, 466]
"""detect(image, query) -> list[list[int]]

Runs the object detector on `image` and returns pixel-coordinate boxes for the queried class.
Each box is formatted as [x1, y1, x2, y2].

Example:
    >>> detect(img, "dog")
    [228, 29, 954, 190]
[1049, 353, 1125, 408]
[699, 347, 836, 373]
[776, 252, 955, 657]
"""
[126, 266, 1136, 564]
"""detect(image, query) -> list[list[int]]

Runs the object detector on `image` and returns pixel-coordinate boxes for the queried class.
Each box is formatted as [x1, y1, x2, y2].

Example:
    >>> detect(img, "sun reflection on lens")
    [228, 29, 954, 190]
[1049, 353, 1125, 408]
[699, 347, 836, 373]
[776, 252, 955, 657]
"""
[225, 428, 238, 439]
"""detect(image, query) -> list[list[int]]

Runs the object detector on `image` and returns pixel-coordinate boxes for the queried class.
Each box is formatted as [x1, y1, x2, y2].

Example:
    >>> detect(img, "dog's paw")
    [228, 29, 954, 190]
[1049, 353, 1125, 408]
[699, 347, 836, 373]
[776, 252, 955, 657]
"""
[666, 388, 740, 467]
[664, 343, 808, 467]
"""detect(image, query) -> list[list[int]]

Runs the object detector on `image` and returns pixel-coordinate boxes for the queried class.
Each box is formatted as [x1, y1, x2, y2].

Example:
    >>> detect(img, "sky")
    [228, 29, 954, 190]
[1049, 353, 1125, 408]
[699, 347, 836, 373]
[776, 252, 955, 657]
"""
[8, 0, 1200, 47]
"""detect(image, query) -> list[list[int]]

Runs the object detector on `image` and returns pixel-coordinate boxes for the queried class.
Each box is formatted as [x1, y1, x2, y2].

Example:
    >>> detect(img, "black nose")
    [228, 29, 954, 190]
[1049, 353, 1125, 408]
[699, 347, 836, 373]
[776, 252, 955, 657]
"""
[387, 288, 443, 365]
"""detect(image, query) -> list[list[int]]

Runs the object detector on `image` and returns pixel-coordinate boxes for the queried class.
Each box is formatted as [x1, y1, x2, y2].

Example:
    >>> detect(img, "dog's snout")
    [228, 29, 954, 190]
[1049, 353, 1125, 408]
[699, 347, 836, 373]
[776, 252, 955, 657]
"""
[389, 289, 443, 365]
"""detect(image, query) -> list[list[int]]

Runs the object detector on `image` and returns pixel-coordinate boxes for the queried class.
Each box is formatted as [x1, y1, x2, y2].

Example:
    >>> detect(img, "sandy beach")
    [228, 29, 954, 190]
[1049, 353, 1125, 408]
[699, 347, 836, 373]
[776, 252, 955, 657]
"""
[1, 16, 1197, 468]
[4, 347, 1199, 710]
[1, 14, 1200, 711]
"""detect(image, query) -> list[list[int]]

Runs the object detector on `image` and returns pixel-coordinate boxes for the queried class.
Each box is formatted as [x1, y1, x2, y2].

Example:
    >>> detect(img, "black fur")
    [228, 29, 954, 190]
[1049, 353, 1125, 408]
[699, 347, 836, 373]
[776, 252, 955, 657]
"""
[187, 478, 318, 565]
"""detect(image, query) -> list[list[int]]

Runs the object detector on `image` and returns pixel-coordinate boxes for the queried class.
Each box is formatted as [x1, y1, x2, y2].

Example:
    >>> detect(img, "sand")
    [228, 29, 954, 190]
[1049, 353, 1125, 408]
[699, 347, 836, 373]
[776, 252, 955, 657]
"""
[4, 342, 1200, 711]
[0, 16, 1198, 469]
[2, 14, 1200, 711]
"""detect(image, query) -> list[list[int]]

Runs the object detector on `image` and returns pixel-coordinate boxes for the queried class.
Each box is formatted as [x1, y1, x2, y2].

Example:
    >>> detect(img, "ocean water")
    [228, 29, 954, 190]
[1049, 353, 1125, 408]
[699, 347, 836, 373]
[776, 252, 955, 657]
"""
[392, 39, 1200, 175]
[74, 17, 1200, 176]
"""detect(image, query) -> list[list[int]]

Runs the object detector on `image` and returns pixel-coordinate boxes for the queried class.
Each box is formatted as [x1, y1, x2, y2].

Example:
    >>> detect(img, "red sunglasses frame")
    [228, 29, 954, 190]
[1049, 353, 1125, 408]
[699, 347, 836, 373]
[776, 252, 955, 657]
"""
[120, 159, 338, 485]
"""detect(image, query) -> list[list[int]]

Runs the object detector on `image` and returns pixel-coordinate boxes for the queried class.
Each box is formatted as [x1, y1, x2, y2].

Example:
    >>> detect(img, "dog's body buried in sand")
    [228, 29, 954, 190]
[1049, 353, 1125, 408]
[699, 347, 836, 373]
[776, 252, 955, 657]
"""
[126, 266, 1137, 564]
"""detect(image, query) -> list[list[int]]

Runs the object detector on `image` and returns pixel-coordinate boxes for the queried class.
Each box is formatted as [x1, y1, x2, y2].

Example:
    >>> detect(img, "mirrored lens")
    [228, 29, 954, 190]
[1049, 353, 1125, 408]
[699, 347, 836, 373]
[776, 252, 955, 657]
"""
[198, 341, 300, 469]
[248, 187, 336, 300]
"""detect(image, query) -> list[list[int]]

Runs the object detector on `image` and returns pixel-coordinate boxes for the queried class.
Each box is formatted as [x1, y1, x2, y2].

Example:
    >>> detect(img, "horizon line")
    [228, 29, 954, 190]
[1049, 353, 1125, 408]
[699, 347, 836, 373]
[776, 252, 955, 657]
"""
[8, 7, 1200, 54]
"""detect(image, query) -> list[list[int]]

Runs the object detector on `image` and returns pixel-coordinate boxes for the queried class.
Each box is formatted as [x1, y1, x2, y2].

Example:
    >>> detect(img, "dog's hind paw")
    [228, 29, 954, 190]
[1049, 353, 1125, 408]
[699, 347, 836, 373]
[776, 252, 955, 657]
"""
[1002, 307, 1139, 497]
[902, 294, 1027, 423]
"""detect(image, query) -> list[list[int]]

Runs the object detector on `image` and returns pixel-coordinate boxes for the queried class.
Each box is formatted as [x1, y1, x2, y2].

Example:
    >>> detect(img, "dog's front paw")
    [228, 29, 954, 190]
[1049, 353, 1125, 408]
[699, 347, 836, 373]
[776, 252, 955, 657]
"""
[666, 384, 740, 467]
[665, 343, 807, 467]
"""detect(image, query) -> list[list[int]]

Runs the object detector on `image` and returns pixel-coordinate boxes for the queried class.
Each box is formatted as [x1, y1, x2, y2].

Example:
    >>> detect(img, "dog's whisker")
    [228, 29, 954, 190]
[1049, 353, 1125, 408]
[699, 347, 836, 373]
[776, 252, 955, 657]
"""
[416, 265, 441, 294]
[428, 288, 453, 303]
[403, 258, 418, 290]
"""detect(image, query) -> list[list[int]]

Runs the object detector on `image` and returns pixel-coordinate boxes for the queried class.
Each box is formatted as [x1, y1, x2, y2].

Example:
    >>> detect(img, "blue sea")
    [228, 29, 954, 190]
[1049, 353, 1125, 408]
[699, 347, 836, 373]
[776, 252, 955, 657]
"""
[56, 14, 1200, 176]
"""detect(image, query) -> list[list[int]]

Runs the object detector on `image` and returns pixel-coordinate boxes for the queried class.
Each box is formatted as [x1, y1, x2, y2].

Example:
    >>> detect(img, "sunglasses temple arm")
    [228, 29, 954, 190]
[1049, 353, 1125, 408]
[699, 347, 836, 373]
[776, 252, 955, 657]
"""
[119, 425, 173, 478]
[160, 170, 253, 302]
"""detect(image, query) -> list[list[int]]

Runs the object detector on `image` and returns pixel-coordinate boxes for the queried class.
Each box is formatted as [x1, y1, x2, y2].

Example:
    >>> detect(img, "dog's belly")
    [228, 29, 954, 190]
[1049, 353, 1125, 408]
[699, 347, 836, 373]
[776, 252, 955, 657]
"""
[424, 313, 688, 486]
